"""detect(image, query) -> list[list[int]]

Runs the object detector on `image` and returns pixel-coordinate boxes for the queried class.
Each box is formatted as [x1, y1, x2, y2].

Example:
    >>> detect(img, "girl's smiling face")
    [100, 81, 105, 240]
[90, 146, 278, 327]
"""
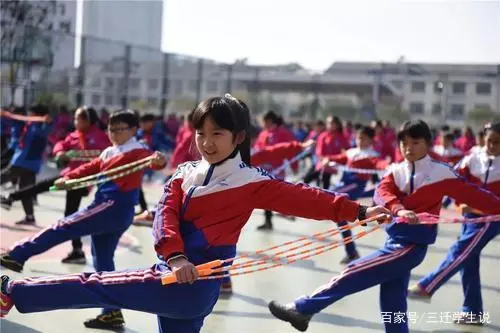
[195, 115, 243, 164]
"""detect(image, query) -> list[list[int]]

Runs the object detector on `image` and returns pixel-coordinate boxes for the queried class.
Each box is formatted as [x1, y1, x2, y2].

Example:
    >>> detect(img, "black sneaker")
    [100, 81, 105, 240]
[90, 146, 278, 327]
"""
[257, 220, 273, 231]
[339, 251, 360, 265]
[0, 254, 23, 273]
[15, 216, 35, 225]
[0, 195, 12, 210]
[61, 250, 86, 264]
[268, 301, 312, 332]
[84, 310, 125, 330]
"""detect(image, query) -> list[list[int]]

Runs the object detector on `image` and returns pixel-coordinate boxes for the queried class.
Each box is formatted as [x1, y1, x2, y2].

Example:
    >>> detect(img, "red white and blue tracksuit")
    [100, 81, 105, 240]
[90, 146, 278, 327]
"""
[8, 152, 361, 333]
[417, 152, 500, 315]
[294, 155, 500, 333]
[324, 147, 389, 257]
[7, 137, 160, 314]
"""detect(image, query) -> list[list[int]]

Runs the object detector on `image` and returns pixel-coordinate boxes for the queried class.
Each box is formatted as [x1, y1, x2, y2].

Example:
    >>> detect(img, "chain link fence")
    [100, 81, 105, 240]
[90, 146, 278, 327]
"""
[2, 31, 499, 127]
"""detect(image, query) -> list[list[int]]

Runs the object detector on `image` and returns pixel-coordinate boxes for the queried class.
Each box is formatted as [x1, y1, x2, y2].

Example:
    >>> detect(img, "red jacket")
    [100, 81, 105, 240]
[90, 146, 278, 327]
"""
[455, 134, 476, 153]
[325, 147, 389, 181]
[169, 127, 197, 169]
[253, 126, 296, 176]
[65, 137, 164, 194]
[153, 153, 361, 261]
[53, 126, 111, 176]
[251, 141, 304, 168]
[315, 130, 349, 172]
[374, 154, 500, 244]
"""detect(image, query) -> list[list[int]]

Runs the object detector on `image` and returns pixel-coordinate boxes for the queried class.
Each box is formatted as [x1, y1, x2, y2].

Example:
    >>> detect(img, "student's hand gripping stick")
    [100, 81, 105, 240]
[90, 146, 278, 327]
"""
[161, 260, 223, 286]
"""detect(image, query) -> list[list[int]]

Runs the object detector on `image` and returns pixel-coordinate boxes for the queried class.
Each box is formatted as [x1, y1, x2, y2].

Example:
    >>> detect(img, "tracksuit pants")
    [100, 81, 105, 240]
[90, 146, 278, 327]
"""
[9, 235, 234, 333]
[330, 173, 370, 258]
[417, 213, 499, 314]
[8, 198, 135, 314]
[295, 238, 428, 333]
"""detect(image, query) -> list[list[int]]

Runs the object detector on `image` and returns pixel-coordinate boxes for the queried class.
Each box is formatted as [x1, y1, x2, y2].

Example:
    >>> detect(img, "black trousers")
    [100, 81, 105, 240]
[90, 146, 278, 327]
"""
[1, 148, 15, 170]
[138, 187, 148, 212]
[1, 165, 36, 215]
[6, 175, 89, 250]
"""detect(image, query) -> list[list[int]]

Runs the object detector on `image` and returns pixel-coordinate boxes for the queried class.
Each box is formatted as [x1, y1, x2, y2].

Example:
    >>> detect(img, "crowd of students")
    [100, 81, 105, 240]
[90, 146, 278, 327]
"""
[0, 100, 497, 333]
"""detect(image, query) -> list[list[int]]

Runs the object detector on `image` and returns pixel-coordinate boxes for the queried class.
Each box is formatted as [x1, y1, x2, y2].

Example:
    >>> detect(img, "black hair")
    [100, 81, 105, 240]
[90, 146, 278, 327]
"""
[263, 111, 282, 126]
[13, 106, 26, 115]
[397, 120, 432, 145]
[192, 95, 251, 164]
[315, 120, 325, 127]
[441, 125, 450, 132]
[29, 104, 49, 116]
[358, 126, 375, 139]
[443, 133, 455, 142]
[354, 122, 362, 130]
[109, 109, 139, 128]
[76, 106, 98, 125]
[327, 115, 343, 133]
[140, 114, 156, 122]
[477, 129, 485, 138]
[187, 109, 194, 123]
[484, 121, 500, 135]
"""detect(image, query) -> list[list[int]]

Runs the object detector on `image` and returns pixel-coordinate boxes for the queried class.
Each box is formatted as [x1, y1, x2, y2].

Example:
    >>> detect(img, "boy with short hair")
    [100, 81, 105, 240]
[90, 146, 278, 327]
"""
[268, 120, 500, 333]
[0, 110, 167, 330]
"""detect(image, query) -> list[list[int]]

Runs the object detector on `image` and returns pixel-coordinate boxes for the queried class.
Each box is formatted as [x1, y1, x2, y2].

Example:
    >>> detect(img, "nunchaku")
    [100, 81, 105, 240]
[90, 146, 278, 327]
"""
[49, 155, 154, 191]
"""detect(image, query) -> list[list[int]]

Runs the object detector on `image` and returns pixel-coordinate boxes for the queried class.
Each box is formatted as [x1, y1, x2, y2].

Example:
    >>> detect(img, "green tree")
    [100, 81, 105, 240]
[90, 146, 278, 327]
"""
[34, 91, 70, 108]
[376, 104, 410, 126]
[322, 104, 358, 122]
[467, 107, 500, 130]
[1, 0, 55, 105]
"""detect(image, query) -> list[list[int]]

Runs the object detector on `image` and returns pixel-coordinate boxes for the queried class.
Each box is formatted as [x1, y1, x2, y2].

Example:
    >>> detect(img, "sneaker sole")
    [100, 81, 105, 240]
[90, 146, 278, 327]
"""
[407, 293, 432, 303]
[0, 259, 23, 273]
[268, 302, 309, 332]
[62, 259, 87, 264]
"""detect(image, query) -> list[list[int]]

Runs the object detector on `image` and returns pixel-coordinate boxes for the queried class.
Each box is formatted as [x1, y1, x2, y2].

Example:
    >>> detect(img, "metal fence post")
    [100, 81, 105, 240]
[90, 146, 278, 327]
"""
[120, 44, 131, 109]
[195, 58, 203, 105]
[75, 36, 86, 106]
[160, 52, 170, 117]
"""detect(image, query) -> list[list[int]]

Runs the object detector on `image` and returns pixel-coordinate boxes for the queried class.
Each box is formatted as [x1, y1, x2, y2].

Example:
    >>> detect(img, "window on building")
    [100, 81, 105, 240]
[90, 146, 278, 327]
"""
[90, 77, 101, 88]
[47, 23, 53, 31]
[105, 77, 114, 89]
[104, 95, 114, 106]
[409, 102, 424, 115]
[59, 3, 66, 15]
[91, 94, 101, 106]
[59, 21, 71, 34]
[449, 104, 465, 119]
[129, 78, 141, 89]
[452, 82, 466, 95]
[391, 80, 403, 89]
[188, 80, 198, 91]
[432, 103, 442, 115]
[206, 81, 218, 93]
[172, 80, 183, 95]
[476, 82, 491, 95]
[148, 79, 158, 90]
[433, 81, 444, 94]
[411, 81, 425, 93]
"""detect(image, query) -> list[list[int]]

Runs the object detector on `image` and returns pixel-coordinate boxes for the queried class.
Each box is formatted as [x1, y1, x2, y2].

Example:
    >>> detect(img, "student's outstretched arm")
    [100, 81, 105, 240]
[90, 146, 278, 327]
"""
[154, 172, 185, 261]
[251, 177, 360, 222]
